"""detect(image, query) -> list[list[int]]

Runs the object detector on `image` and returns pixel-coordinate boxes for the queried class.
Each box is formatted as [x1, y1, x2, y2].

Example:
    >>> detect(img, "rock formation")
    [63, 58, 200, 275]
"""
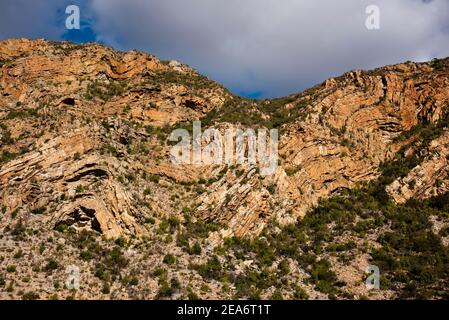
[1, 39, 449, 300]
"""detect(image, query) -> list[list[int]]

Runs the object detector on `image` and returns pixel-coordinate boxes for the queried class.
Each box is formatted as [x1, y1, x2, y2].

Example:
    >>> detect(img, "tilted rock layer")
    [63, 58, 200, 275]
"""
[2, 39, 449, 301]
[1, 38, 449, 242]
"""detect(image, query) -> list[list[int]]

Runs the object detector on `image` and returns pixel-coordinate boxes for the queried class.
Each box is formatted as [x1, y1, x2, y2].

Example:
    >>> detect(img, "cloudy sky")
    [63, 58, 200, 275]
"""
[1, 0, 449, 98]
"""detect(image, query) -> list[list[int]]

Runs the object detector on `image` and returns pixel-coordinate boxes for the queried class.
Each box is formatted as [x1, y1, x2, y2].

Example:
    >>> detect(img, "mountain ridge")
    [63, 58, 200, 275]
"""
[1, 38, 449, 300]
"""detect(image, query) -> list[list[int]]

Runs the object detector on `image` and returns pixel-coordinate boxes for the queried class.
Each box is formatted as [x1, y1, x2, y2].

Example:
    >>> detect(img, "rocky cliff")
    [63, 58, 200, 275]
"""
[1, 39, 449, 300]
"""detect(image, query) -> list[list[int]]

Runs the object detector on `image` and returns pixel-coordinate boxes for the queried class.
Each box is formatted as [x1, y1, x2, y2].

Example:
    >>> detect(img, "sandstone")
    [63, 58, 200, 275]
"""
[0, 38, 449, 244]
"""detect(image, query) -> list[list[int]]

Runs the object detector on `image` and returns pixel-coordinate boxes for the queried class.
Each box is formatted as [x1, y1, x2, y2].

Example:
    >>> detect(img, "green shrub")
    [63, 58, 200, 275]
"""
[190, 242, 202, 255]
[285, 166, 301, 176]
[188, 291, 200, 300]
[13, 250, 23, 259]
[44, 260, 59, 272]
[31, 207, 46, 215]
[148, 175, 160, 183]
[163, 253, 176, 265]
[0, 125, 12, 144]
[0, 151, 17, 165]
[80, 250, 93, 261]
[6, 108, 39, 119]
[102, 282, 111, 294]
[145, 217, 155, 224]
[293, 286, 309, 300]
[54, 223, 68, 233]
[105, 247, 128, 272]
[157, 219, 170, 234]
[266, 184, 277, 194]
[194, 256, 223, 281]
[269, 290, 284, 300]
[277, 260, 290, 276]
[129, 277, 139, 286]
[233, 268, 276, 299]
[156, 280, 172, 298]
[115, 237, 126, 247]
[84, 80, 128, 101]
[22, 292, 40, 300]
[6, 265, 16, 273]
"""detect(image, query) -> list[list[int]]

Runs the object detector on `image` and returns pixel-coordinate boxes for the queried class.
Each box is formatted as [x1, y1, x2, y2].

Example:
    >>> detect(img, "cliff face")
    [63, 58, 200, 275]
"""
[1, 39, 449, 300]
[202, 63, 449, 239]
[277, 63, 449, 219]
[1, 39, 449, 241]
[0, 39, 229, 239]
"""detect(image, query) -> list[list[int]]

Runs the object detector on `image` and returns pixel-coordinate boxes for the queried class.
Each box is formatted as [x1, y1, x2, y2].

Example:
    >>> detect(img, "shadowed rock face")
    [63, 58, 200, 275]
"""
[1, 38, 449, 241]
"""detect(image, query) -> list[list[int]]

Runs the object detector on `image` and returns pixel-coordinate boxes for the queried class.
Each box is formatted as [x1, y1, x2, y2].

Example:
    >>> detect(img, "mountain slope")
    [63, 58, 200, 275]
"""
[1, 39, 449, 300]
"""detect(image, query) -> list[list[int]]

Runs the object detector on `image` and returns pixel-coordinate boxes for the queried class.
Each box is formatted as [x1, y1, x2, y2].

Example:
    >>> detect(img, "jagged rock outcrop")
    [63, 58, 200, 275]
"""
[196, 61, 449, 238]
[387, 131, 449, 203]
[1, 38, 449, 242]
[275, 62, 449, 219]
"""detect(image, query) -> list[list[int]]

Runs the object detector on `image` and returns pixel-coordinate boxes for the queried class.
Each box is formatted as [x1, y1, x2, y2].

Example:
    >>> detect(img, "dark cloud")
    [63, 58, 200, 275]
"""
[88, 0, 449, 97]
[0, 0, 63, 40]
